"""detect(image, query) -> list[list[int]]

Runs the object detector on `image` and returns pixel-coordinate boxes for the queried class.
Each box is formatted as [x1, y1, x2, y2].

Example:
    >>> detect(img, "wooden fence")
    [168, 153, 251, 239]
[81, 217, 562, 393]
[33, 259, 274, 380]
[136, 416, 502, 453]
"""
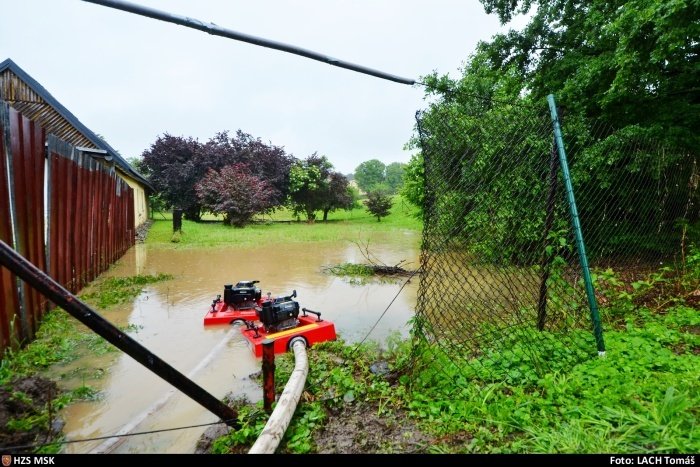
[0, 103, 135, 354]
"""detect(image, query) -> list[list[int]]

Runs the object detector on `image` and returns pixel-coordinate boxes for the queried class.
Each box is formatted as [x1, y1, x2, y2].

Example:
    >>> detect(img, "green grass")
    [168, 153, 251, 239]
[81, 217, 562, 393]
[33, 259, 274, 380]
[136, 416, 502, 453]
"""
[0, 273, 173, 453]
[212, 305, 699, 454]
[1, 273, 172, 384]
[210, 263, 700, 454]
[79, 273, 173, 309]
[146, 196, 421, 248]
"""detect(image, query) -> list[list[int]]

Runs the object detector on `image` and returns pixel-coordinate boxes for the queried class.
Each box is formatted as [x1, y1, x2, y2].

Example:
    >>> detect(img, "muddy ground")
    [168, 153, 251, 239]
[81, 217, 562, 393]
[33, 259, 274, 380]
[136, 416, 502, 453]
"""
[197, 402, 432, 454]
[0, 376, 63, 453]
[314, 404, 430, 454]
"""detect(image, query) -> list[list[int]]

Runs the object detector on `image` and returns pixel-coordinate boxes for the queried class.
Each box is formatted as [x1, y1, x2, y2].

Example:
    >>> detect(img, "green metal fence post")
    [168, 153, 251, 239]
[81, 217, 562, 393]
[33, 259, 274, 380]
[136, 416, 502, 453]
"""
[547, 94, 606, 355]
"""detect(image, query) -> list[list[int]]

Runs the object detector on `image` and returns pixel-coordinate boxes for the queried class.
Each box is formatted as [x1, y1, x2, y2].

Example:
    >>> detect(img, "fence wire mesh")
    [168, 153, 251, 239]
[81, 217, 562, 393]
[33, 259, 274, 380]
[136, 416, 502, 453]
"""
[411, 94, 699, 383]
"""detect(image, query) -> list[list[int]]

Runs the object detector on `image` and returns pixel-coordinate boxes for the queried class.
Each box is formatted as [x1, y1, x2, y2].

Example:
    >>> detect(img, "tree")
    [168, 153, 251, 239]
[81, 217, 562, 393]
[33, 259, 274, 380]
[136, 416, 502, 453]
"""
[195, 164, 273, 227]
[400, 154, 424, 212]
[385, 162, 406, 194]
[288, 154, 334, 222]
[477, 0, 699, 149]
[201, 130, 293, 207]
[126, 156, 146, 174]
[140, 130, 293, 221]
[321, 172, 354, 221]
[140, 134, 204, 221]
[406, 0, 700, 263]
[364, 190, 393, 222]
[354, 159, 386, 192]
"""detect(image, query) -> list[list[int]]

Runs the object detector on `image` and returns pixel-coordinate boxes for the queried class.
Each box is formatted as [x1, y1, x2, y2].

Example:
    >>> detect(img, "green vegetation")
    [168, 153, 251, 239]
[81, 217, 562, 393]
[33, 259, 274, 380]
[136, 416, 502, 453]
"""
[324, 262, 399, 286]
[0, 273, 172, 453]
[364, 190, 393, 222]
[405, 0, 699, 262]
[325, 263, 374, 277]
[211, 261, 699, 453]
[353, 159, 407, 195]
[79, 273, 173, 309]
[1, 272, 172, 383]
[146, 196, 421, 248]
[288, 155, 354, 223]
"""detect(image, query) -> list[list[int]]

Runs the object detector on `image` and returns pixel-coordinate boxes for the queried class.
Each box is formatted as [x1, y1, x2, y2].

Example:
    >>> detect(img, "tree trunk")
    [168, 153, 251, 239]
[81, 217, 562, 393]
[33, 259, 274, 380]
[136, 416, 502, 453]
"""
[306, 210, 316, 224]
[323, 209, 329, 222]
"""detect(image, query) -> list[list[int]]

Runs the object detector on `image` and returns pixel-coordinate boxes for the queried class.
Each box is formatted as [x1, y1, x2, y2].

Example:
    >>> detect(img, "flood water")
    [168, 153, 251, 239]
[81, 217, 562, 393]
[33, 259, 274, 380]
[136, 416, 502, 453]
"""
[49, 231, 420, 453]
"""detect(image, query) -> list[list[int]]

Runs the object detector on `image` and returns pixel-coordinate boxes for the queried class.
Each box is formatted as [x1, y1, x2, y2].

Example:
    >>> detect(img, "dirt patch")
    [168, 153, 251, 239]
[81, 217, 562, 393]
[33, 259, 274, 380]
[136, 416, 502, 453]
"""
[314, 404, 431, 454]
[0, 376, 63, 453]
[195, 424, 231, 454]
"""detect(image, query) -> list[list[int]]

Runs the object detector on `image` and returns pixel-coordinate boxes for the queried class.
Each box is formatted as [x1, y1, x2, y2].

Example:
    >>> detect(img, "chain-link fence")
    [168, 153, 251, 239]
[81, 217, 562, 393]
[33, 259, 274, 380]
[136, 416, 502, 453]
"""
[411, 93, 699, 382]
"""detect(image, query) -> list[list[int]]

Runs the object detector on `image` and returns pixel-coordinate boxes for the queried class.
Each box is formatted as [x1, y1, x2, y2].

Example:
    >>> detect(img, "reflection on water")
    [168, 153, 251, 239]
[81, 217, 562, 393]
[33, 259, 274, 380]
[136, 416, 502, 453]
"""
[51, 231, 419, 453]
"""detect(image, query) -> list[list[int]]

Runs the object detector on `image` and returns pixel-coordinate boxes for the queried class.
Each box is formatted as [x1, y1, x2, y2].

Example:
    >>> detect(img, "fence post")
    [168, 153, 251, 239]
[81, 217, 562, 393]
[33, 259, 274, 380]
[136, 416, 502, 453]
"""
[262, 338, 275, 414]
[537, 140, 559, 330]
[547, 94, 605, 355]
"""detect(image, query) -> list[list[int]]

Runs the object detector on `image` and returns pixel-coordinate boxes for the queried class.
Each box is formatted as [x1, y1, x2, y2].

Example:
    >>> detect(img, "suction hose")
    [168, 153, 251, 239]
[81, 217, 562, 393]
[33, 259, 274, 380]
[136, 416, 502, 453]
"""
[249, 337, 308, 454]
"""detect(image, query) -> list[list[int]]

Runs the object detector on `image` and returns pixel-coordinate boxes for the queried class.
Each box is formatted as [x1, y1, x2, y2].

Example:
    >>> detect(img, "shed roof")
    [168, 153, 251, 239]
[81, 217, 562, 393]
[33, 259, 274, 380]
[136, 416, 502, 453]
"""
[0, 58, 152, 190]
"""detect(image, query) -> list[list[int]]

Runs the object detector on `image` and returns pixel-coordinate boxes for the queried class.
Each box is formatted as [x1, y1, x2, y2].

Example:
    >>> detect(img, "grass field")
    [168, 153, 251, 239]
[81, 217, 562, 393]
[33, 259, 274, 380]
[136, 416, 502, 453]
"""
[147, 196, 422, 248]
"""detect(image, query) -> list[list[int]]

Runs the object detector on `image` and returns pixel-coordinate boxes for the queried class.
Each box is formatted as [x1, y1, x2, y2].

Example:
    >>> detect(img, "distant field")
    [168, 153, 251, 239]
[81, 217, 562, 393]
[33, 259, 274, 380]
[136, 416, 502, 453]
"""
[146, 195, 422, 248]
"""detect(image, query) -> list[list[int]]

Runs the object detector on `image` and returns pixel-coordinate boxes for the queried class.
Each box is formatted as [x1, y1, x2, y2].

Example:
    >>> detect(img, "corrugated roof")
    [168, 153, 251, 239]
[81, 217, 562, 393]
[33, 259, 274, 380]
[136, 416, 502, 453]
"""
[0, 58, 152, 190]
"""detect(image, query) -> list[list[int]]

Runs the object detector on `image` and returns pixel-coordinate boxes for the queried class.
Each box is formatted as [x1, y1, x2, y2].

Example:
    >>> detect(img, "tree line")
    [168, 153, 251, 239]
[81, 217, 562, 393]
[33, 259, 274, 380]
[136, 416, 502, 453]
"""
[136, 130, 408, 225]
[401, 0, 699, 262]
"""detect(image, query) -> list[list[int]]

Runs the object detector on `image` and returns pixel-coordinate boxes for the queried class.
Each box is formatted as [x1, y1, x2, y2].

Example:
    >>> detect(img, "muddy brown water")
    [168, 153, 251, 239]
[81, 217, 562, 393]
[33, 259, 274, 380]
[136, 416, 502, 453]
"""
[48, 232, 419, 453]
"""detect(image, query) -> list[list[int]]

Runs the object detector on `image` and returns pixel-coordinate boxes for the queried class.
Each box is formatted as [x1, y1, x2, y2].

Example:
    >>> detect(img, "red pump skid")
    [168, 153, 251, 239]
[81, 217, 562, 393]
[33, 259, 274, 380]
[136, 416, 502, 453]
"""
[241, 314, 337, 357]
[203, 300, 261, 325]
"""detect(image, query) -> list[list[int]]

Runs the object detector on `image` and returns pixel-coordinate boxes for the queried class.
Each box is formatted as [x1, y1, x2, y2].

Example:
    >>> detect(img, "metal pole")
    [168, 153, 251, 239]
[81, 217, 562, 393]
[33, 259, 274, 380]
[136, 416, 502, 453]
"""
[262, 339, 275, 414]
[537, 140, 559, 331]
[0, 240, 240, 425]
[547, 94, 605, 355]
[82, 0, 416, 86]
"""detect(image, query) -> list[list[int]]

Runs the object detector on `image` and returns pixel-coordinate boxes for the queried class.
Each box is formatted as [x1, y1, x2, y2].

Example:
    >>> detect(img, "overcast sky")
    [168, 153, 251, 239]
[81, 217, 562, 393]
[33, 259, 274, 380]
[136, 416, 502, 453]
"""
[1, 0, 525, 174]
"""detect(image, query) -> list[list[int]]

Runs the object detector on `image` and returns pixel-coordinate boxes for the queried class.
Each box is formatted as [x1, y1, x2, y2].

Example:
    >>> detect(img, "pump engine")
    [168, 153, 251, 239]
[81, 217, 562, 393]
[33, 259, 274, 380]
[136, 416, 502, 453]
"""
[258, 290, 300, 332]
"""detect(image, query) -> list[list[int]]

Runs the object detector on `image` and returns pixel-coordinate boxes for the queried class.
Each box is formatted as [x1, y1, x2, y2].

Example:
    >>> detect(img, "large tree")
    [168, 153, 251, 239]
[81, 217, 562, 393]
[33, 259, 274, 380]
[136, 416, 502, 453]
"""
[288, 154, 334, 222]
[408, 0, 699, 263]
[140, 134, 204, 221]
[320, 172, 355, 221]
[385, 162, 406, 194]
[354, 159, 386, 192]
[478, 0, 699, 149]
[141, 130, 294, 221]
[195, 164, 273, 227]
[201, 130, 293, 206]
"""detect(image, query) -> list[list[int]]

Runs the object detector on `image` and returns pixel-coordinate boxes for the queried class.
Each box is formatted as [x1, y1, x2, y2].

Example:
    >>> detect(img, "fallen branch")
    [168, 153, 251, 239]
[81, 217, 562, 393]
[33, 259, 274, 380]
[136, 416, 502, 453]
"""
[323, 261, 419, 277]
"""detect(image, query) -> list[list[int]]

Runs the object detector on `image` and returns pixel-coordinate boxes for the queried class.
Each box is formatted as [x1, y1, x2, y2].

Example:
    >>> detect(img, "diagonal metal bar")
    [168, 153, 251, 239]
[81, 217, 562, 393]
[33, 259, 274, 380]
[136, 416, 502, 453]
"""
[0, 240, 239, 427]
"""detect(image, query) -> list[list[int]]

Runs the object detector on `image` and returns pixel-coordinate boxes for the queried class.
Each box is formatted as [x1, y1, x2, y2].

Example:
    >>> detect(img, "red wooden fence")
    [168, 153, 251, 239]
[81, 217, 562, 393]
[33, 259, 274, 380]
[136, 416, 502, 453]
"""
[0, 104, 136, 354]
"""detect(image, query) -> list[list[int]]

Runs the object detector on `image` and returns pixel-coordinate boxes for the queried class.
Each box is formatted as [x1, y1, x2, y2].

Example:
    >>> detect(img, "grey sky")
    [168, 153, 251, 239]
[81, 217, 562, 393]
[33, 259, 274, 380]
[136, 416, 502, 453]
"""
[1, 0, 524, 174]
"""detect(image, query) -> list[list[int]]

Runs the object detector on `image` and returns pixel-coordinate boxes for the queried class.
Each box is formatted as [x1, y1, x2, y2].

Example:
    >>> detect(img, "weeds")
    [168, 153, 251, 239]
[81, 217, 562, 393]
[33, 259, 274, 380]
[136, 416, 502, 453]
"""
[0, 273, 172, 453]
[211, 260, 699, 454]
[325, 263, 375, 277]
[79, 273, 173, 309]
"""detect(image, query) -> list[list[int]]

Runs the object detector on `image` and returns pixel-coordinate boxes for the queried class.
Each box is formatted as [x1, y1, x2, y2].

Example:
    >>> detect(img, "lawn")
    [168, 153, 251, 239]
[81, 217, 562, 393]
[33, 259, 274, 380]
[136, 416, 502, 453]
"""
[146, 196, 422, 248]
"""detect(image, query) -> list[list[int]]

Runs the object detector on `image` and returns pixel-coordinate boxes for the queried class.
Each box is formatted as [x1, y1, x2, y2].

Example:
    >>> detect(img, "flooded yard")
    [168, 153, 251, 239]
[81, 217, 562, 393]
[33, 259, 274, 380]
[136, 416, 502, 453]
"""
[49, 231, 420, 453]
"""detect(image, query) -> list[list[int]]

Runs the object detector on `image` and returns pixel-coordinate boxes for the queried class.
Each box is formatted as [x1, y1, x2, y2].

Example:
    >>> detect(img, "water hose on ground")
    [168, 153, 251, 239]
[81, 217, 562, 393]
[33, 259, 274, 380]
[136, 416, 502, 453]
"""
[249, 337, 308, 454]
